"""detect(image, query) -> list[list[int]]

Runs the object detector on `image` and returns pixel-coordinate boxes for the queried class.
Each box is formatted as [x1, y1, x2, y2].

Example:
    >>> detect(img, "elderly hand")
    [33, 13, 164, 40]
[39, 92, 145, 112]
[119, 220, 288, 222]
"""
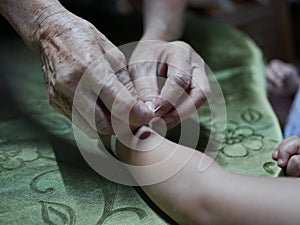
[266, 59, 299, 96]
[36, 11, 154, 138]
[272, 136, 300, 177]
[129, 40, 210, 128]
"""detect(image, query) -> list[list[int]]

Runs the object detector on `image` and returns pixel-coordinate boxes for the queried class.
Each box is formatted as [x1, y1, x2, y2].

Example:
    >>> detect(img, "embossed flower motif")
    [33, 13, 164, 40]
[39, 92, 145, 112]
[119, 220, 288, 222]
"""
[214, 122, 264, 158]
[0, 142, 39, 170]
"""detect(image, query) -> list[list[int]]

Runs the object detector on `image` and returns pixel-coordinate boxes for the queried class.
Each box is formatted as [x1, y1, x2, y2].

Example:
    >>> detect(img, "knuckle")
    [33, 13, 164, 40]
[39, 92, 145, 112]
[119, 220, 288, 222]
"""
[110, 48, 127, 64]
[278, 146, 288, 156]
[289, 156, 300, 168]
[99, 75, 115, 96]
[277, 141, 286, 150]
[130, 103, 152, 125]
[118, 52, 126, 64]
[128, 63, 140, 77]
[291, 135, 299, 141]
[116, 53, 126, 65]
[116, 69, 131, 86]
[171, 72, 190, 89]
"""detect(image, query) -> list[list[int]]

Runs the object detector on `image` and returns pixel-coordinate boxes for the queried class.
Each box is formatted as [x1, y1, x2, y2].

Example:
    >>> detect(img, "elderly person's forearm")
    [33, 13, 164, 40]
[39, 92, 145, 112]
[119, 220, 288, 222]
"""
[142, 0, 188, 41]
[0, 0, 67, 53]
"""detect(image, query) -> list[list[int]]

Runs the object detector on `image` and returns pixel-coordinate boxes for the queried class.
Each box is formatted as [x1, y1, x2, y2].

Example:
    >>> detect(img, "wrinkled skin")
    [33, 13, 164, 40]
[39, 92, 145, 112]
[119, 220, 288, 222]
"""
[38, 12, 154, 138]
[0, 0, 211, 138]
[129, 40, 210, 129]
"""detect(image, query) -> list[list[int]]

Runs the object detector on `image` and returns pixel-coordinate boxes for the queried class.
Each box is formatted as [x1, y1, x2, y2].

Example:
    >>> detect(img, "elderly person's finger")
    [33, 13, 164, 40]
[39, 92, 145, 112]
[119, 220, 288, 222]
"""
[73, 90, 113, 135]
[129, 62, 159, 109]
[156, 42, 193, 115]
[162, 67, 210, 125]
[129, 40, 209, 124]
[100, 75, 154, 126]
[88, 70, 154, 128]
[286, 155, 300, 177]
[116, 68, 138, 97]
[158, 43, 209, 121]
[157, 65, 191, 115]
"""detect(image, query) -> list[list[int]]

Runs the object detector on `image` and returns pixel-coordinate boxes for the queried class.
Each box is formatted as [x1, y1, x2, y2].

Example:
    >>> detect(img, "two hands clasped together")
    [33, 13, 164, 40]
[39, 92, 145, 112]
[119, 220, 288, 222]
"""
[35, 5, 208, 139]
[35, 8, 300, 179]
[1, 0, 300, 224]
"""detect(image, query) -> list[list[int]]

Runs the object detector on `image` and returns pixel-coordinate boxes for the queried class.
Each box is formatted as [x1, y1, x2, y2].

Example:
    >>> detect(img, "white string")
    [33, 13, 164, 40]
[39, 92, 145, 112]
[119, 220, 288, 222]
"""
[110, 135, 118, 157]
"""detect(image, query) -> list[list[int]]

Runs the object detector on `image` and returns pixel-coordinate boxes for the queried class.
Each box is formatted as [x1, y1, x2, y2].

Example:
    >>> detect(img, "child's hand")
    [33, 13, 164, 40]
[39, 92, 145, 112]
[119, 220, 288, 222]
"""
[272, 136, 300, 177]
[266, 59, 299, 96]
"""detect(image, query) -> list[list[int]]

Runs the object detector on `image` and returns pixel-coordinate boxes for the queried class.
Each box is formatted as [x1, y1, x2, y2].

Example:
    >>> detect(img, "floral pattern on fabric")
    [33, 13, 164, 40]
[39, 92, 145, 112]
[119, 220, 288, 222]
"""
[0, 142, 39, 170]
[214, 121, 264, 158]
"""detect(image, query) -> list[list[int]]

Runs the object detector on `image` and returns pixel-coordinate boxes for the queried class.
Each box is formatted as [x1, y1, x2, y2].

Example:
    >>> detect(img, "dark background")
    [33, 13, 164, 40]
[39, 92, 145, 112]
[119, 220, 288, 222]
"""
[0, 0, 299, 64]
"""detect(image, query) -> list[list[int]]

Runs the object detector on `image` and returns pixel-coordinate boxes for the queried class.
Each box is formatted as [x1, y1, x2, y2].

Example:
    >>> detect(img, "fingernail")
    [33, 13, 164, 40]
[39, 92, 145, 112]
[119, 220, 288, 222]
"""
[145, 101, 155, 112]
[278, 159, 284, 166]
[153, 98, 166, 115]
[153, 105, 162, 113]
[133, 126, 152, 140]
[273, 151, 278, 159]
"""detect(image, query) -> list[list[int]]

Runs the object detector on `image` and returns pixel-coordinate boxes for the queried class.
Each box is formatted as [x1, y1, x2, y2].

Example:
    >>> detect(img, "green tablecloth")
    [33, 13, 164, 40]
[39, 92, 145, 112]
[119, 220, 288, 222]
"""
[0, 15, 282, 224]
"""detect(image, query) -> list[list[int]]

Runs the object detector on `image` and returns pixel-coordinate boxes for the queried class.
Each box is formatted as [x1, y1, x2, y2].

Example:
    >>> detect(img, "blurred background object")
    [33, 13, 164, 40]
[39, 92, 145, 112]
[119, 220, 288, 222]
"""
[1, 0, 299, 129]
[189, 0, 299, 63]
[188, 0, 300, 129]
[1, 0, 299, 64]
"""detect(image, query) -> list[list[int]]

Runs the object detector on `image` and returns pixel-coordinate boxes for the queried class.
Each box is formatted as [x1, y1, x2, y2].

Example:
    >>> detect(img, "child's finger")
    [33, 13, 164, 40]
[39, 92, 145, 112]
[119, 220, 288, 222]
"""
[272, 149, 278, 160]
[266, 67, 284, 87]
[286, 155, 300, 177]
[276, 136, 300, 167]
[270, 61, 286, 79]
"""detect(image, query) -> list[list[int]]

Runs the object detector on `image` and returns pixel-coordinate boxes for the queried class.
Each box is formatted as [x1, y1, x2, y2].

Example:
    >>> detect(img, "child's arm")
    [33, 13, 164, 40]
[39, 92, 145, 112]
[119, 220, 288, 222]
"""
[116, 127, 300, 225]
